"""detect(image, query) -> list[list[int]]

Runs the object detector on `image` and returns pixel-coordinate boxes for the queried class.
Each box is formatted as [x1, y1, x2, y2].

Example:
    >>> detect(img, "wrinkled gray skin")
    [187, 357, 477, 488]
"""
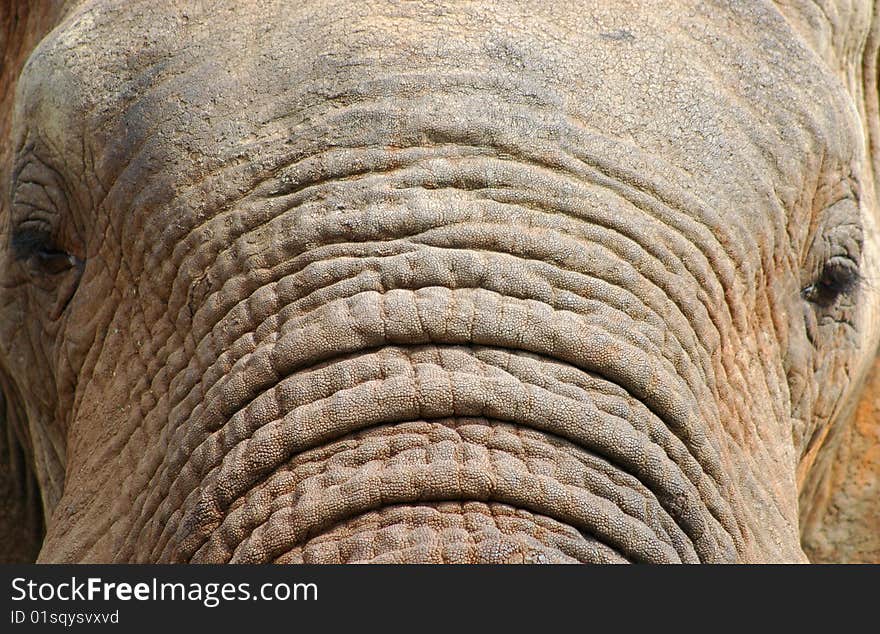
[1, 0, 879, 563]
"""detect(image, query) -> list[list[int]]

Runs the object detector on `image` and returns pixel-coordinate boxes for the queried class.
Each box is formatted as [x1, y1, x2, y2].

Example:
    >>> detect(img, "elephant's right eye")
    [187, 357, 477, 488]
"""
[10, 226, 82, 276]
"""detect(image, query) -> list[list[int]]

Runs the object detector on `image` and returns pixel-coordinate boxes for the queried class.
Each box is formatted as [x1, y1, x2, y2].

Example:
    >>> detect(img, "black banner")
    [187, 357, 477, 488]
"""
[0, 565, 876, 629]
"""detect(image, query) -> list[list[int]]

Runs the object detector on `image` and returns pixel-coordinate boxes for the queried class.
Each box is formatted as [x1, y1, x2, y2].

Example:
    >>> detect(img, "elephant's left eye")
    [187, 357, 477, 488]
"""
[801, 257, 863, 308]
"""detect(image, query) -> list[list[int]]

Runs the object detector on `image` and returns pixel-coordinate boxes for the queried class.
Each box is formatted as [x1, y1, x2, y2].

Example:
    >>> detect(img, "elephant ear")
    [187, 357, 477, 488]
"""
[800, 354, 880, 563]
[796, 2, 880, 563]
[0, 1, 71, 563]
[0, 383, 43, 563]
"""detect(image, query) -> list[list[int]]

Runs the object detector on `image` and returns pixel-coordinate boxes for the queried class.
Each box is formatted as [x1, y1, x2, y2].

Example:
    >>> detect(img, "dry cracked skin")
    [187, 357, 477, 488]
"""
[0, 0, 878, 564]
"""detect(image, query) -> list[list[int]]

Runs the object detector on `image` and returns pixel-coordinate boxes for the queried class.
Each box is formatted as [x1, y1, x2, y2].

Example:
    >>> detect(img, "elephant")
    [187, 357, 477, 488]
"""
[0, 0, 878, 564]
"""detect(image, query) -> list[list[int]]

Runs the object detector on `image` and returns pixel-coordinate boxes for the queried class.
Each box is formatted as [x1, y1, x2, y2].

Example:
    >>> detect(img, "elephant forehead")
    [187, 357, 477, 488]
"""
[15, 0, 862, 228]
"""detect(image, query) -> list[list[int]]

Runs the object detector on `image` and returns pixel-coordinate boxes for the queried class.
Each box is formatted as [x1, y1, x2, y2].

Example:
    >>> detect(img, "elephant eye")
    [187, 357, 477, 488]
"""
[801, 257, 862, 307]
[10, 226, 82, 276]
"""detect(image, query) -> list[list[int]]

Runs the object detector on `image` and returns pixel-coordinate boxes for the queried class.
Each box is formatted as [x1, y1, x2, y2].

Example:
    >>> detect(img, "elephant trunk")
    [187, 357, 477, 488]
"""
[109, 134, 745, 564]
[182, 336, 730, 563]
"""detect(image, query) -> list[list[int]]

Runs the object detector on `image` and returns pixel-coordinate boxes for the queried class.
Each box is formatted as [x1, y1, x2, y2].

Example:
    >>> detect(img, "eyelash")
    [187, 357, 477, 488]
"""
[801, 257, 863, 307]
[10, 226, 80, 275]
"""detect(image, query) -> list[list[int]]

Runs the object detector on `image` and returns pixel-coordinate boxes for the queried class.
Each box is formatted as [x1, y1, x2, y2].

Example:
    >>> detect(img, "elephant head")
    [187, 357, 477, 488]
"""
[1, 0, 879, 564]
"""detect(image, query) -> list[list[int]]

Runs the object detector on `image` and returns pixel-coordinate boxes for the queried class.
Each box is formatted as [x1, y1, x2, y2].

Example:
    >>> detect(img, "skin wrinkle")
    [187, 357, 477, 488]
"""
[279, 503, 610, 564]
[552, 154, 760, 428]
[56, 270, 756, 560]
[486, 348, 734, 541]
[153, 83, 748, 314]
[154, 362, 580, 556]
[174, 286, 688, 474]
[237, 407, 697, 559]
[158, 137, 700, 330]
[122, 123, 744, 462]
[156, 183, 720, 464]
[163, 202, 728, 548]
[210, 136, 744, 454]
[155, 330, 732, 556]
[203, 419, 690, 563]
[292, 506, 576, 563]
[296, 505, 622, 564]
[222, 434, 688, 564]
[190, 356, 709, 561]
[132, 220, 708, 520]
[2, 0, 879, 563]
